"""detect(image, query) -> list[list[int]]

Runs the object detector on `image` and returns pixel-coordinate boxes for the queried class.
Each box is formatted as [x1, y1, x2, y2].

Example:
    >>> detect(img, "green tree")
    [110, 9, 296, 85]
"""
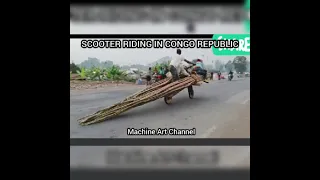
[86, 66, 106, 81]
[233, 56, 248, 73]
[107, 65, 126, 85]
[70, 63, 80, 73]
[225, 60, 234, 72]
[76, 67, 87, 79]
[219, 62, 225, 71]
[215, 60, 224, 71]
[246, 61, 250, 72]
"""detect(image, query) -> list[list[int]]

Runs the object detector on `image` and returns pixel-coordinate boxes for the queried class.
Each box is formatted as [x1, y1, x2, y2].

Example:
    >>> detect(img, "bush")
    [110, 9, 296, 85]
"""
[70, 63, 80, 73]
[123, 76, 136, 83]
[73, 65, 132, 83]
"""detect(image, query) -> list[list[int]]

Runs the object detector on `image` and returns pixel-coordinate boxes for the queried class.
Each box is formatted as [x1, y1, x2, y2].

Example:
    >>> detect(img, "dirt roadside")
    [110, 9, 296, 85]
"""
[70, 79, 217, 95]
[70, 80, 145, 95]
[70, 80, 139, 90]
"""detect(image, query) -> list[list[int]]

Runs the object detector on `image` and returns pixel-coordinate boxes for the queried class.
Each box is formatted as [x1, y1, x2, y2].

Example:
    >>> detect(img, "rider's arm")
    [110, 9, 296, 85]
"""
[184, 59, 196, 65]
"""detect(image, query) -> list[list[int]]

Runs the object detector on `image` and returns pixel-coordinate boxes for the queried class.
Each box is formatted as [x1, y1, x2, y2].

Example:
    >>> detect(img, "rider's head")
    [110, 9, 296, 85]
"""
[149, 67, 151, 70]
[177, 49, 182, 55]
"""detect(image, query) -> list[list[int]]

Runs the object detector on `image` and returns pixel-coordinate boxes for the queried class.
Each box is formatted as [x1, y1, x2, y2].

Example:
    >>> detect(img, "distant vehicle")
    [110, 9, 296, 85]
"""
[245, 72, 250, 77]
[228, 74, 233, 81]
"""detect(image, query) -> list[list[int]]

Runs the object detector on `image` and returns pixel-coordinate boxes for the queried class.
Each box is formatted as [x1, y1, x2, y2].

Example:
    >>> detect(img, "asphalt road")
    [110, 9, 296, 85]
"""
[70, 77, 250, 138]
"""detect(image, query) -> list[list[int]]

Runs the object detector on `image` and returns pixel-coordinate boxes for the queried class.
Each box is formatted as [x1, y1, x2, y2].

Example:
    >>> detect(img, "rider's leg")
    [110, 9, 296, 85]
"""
[202, 70, 208, 82]
[169, 65, 179, 82]
[178, 65, 190, 77]
[203, 70, 207, 79]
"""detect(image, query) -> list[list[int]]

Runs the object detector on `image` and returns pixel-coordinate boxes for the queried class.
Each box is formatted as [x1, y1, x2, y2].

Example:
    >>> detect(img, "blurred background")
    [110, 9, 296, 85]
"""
[70, 146, 250, 169]
[70, 5, 246, 34]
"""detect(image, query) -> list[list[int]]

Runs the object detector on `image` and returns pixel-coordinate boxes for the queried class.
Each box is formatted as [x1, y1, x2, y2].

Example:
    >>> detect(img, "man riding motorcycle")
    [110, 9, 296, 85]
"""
[169, 49, 195, 82]
[218, 71, 222, 80]
[194, 59, 208, 83]
[228, 70, 234, 80]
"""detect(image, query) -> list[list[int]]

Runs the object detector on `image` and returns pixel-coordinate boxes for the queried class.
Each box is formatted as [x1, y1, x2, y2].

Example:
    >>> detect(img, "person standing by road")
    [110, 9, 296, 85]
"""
[146, 67, 152, 86]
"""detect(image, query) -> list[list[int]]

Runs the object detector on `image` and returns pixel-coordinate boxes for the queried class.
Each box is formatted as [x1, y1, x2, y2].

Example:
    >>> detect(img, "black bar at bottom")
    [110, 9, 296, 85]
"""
[70, 168, 250, 180]
[70, 138, 250, 146]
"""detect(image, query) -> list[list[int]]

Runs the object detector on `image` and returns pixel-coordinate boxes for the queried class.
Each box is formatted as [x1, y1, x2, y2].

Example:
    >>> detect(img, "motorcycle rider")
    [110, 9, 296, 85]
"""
[169, 49, 195, 82]
[218, 71, 222, 80]
[195, 59, 208, 83]
[228, 70, 234, 79]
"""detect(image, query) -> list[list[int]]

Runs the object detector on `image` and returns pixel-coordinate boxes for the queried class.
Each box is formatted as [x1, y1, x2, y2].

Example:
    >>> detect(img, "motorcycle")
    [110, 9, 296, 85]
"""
[228, 74, 233, 81]
[163, 63, 207, 104]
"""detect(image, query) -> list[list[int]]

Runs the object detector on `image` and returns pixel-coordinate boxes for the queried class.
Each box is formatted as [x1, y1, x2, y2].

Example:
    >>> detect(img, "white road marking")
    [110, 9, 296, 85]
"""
[200, 125, 217, 138]
[241, 99, 250, 105]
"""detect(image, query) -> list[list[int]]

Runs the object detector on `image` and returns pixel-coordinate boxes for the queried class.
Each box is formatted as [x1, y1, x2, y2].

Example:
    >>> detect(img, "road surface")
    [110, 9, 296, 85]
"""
[70, 77, 250, 138]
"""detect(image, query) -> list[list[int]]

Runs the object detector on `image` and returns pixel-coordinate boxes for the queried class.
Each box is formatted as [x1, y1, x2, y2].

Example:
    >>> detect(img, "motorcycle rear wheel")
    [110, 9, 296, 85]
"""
[164, 96, 172, 105]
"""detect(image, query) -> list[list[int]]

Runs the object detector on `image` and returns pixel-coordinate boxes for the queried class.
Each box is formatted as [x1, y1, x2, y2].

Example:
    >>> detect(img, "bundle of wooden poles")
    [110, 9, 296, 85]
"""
[77, 73, 202, 126]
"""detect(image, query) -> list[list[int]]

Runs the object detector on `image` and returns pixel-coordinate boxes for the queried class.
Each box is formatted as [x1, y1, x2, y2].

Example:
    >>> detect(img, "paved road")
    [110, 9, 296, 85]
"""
[70, 77, 250, 138]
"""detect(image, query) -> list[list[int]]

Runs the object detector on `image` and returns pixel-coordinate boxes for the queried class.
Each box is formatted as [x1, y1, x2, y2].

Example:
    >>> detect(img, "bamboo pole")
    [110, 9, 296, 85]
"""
[77, 74, 201, 126]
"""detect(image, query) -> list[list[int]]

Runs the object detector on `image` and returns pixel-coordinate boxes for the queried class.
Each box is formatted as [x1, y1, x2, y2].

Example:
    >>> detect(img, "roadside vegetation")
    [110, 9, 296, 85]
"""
[70, 64, 136, 84]
[214, 56, 250, 74]
[70, 56, 249, 90]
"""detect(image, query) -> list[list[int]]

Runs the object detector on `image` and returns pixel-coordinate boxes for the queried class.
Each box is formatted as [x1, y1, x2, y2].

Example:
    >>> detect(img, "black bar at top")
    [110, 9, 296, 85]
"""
[70, 34, 214, 39]
[70, 138, 250, 146]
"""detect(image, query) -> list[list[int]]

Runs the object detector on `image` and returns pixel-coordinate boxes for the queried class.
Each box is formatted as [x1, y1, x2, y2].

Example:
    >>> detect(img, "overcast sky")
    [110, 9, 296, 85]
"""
[70, 22, 249, 66]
